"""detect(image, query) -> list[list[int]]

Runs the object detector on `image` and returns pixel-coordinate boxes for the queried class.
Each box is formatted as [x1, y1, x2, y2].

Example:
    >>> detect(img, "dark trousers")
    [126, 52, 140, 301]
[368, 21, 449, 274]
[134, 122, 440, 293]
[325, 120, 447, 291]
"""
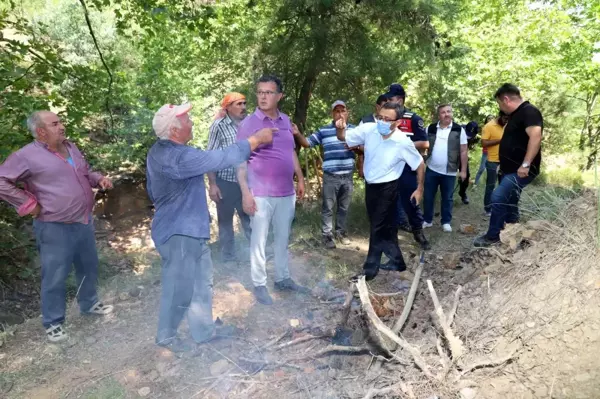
[33, 218, 99, 328]
[424, 168, 456, 225]
[483, 161, 500, 212]
[215, 177, 251, 260]
[364, 179, 405, 275]
[486, 172, 535, 239]
[322, 172, 353, 237]
[396, 167, 424, 230]
[458, 164, 470, 199]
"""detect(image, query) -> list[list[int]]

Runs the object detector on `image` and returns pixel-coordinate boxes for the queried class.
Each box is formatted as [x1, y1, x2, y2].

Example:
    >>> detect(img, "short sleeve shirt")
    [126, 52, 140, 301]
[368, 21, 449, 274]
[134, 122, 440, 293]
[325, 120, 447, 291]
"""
[499, 101, 543, 176]
[345, 123, 423, 184]
[236, 109, 296, 197]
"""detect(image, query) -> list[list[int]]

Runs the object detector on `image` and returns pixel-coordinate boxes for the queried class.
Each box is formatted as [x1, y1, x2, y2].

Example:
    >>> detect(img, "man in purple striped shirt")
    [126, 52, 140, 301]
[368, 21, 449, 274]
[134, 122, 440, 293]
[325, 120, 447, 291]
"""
[0, 111, 114, 342]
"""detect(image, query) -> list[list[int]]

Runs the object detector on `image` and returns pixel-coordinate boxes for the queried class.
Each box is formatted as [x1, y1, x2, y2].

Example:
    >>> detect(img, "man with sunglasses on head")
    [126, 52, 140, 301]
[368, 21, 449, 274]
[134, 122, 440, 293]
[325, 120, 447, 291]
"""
[207, 92, 252, 262]
[336, 102, 425, 281]
[236, 75, 308, 305]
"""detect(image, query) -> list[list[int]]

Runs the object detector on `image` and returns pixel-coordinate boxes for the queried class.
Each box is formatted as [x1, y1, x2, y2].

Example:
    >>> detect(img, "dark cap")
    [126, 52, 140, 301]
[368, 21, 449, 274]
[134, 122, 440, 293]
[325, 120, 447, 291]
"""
[465, 121, 479, 139]
[383, 83, 406, 99]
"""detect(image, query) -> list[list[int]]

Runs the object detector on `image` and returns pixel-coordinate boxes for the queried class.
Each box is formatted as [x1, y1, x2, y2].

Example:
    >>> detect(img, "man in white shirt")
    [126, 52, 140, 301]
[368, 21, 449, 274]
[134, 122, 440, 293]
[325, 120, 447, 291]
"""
[336, 103, 425, 281]
[423, 104, 468, 232]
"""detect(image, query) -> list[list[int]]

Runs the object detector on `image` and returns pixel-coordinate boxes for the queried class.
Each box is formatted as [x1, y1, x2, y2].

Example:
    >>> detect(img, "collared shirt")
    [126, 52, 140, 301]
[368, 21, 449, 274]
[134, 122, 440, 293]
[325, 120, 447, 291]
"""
[0, 140, 103, 224]
[500, 101, 543, 175]
[307, 121, 355, 175]
[428, 122, 468, 176]
[344, 123, 423, 184]
[206, 114, 241, 182]
[146, 138, 251, 246]
[236, 108, 296, 197]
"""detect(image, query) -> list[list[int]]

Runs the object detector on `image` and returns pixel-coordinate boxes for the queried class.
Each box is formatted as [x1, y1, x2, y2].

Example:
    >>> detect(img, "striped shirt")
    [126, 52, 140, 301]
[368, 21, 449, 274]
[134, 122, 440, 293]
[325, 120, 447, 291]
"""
[307, 122, 356, 175]
[207, 114, 240, 182]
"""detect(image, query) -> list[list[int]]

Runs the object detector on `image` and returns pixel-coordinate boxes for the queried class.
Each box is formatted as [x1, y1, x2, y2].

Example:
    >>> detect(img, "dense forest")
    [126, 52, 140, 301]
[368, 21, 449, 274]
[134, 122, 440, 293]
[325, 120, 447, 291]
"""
[1, 0, 599, 280]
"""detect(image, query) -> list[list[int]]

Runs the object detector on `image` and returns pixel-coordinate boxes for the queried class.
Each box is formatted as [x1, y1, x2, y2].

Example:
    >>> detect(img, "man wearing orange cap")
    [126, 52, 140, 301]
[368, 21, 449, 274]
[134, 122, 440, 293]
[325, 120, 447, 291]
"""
[207, 92, 251, 262]
[147, 102, 275, 352]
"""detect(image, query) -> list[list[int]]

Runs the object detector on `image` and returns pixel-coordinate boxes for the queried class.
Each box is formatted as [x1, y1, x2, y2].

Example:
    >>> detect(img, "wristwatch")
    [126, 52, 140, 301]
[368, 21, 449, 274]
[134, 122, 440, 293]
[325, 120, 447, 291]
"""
[521, 162, 530, 168]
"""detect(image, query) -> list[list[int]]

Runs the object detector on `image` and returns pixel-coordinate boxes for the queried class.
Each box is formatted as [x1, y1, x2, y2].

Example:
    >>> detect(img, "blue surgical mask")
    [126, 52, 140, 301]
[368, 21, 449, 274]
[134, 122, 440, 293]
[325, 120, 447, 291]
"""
[376, 119, 392, 135]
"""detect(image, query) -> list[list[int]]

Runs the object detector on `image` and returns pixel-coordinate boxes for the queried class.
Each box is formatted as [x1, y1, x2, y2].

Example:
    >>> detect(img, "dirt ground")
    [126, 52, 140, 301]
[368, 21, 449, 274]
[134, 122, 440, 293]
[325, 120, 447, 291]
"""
[1, 182, 599, 399]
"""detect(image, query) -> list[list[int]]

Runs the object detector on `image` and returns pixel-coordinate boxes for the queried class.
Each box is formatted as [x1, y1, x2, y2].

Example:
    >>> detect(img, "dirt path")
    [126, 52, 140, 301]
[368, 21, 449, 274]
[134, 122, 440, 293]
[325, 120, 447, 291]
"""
[2, 185, 599, 398]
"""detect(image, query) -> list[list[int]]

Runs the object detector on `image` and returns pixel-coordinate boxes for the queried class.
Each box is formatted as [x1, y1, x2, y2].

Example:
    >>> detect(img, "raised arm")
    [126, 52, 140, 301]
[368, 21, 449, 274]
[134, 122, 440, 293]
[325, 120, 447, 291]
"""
[292, 123, 311, 148]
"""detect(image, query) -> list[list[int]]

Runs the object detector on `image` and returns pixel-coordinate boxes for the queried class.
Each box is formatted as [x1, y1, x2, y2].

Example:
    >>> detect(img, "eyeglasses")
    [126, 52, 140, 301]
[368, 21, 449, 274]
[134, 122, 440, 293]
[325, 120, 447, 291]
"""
[256, 91, 278, 97]
[375, 115, 398, 123]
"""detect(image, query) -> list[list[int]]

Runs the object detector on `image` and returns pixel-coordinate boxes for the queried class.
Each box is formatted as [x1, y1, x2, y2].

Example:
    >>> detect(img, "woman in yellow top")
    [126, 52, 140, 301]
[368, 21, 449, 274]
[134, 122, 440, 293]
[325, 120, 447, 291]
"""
[481, 111, 508, 216]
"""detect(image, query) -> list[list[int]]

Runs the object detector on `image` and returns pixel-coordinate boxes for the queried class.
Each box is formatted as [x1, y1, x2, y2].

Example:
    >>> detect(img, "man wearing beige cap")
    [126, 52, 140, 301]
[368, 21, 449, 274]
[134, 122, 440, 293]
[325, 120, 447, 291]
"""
[146, 103, 274, 352]
[207, 92, 251, 262]
[294, 100, 356, 249]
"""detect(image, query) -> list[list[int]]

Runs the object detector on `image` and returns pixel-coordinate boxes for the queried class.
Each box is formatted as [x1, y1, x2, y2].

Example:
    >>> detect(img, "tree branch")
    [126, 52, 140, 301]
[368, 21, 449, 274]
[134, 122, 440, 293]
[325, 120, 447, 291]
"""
[78, 0, 114, 131]
[1, 62, 37, 91]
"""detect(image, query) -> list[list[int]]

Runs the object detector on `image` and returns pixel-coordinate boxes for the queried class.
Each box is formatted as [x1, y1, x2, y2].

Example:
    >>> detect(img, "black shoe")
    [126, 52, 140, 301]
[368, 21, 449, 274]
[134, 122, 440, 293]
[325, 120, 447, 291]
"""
[157, 337, 193, 353]
[461, 195, 470, 205]
[274, 278, 311, 294]
[379, 261, 407, 272]
[473, 234, 500, 248]
[323, 235, 336, 249]
[398, 222, 412, 233]
[253, 286, 274, 305]
[350, 270, 378, 282]
[413, 229, 431, 250]
[335, 232, 351, 245]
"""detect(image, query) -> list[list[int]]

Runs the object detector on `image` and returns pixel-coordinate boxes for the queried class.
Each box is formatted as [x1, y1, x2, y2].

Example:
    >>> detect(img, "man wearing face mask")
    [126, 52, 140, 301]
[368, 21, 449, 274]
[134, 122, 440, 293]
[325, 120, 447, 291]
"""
[336, 102, 425, 281]
[207, 92, 252, 262]
[382, 84, 430, 250]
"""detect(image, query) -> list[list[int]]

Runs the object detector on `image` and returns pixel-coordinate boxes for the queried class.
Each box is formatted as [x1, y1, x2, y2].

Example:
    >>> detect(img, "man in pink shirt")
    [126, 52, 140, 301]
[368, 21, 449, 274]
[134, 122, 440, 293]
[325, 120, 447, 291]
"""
[0, 111, 114, 342]
[236, 75, 308, 305]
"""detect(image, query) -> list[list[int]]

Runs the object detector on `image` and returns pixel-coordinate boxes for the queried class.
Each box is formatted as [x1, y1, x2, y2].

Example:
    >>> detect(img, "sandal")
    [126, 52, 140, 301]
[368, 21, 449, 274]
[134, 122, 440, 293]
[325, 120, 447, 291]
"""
[46, 324, 68, 342]
[87, 302, 114, 315]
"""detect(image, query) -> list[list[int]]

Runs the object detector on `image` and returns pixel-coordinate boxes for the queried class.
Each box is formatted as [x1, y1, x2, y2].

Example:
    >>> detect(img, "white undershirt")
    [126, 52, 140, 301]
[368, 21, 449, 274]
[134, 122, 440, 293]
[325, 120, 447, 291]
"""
[427, 122, 467, 176]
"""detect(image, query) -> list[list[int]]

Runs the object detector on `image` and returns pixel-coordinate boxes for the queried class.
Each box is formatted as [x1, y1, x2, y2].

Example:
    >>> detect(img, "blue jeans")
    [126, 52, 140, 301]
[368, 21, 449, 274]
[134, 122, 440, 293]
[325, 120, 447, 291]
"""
[486, 172, 535, 239]
[33, 218, 99, 328]
[397, 167, 424, 230]
[156, 235, 214, 345]
[474, 152, 488, 185]
[424, 168, 456, 225]
[484, 161, 500, 212]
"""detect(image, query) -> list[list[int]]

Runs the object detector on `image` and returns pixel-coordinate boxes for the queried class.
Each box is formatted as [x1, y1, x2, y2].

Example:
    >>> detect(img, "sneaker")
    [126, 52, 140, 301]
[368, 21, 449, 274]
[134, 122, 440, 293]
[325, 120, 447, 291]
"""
[442, 224, 452, 232]
[46, 324, 68, 342]
[379, 261, 407, 272]
[274, 278, 311, 294]
[323, 235, 336, 249]
[412, 229, 431, 250]
[157, 337, 193, 353]
[336, 232, 351, 245]
[398, 223, 412, 233]
[461, 196, 470, 205]
[253, 286, 274, 305]
[86, 302, 113, 315]
[474, 234, 500, 248]
[422, 221, 433, 229]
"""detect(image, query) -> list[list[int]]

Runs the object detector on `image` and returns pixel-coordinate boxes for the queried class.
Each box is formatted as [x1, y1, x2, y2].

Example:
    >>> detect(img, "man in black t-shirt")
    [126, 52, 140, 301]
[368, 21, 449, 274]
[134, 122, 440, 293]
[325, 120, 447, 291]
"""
[474, 83, 543, 247]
